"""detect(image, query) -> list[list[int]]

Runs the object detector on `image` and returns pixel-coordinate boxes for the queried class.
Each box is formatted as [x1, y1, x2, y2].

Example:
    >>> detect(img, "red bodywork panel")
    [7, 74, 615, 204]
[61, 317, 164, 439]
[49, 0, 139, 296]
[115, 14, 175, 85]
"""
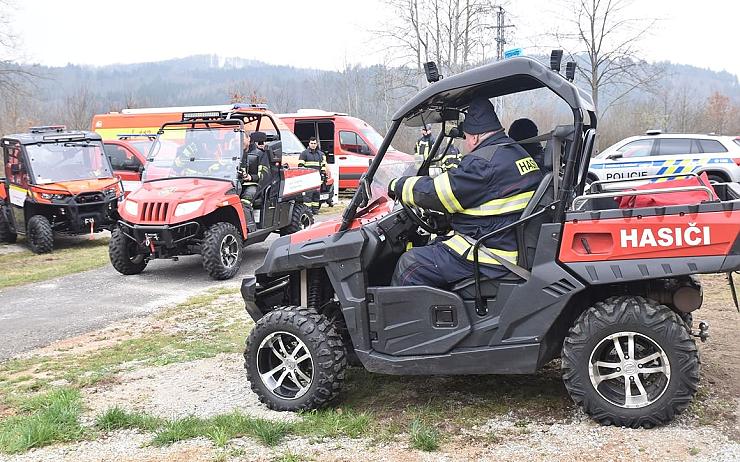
[559, 210, 740, 262]
[289, 196, 393, 243]
[120, 178, 247, 237]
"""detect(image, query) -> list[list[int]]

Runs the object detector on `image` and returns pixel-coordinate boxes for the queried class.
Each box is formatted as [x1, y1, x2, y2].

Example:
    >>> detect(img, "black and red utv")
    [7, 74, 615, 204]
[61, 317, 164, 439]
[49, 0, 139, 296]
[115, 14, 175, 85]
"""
[241, 55, 739, 428]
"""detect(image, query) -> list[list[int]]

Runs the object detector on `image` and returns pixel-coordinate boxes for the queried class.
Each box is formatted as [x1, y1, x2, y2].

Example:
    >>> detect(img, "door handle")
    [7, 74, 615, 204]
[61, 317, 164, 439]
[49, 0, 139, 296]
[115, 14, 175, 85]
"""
[338, 156, 348, 160]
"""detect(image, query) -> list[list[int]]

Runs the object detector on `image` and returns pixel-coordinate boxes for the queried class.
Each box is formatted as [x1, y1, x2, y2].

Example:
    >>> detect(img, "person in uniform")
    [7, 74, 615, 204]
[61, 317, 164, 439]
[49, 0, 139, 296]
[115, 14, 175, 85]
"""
[414, 124, 435, 160]
[388, 97, 544, 287]
[298, 137, 327, 213]
[239, 131, 271, 229]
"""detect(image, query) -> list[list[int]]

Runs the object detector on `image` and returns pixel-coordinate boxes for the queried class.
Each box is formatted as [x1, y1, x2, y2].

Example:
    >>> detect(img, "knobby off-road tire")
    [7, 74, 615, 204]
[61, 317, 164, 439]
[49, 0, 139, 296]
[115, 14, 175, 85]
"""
[279, 203, 313, 236]
[562, 296, 699, 428]
[202, 222, 242, 280]
[245, 306, 347, 411]
[0, 206, 17, 243]
[109, 227, 147, 275]
[26, 215, 53, 253]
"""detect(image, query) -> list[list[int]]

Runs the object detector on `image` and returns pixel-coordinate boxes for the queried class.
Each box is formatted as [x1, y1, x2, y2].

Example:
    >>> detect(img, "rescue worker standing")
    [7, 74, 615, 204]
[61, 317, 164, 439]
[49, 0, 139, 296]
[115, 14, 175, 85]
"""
[389, 97, 544, 287]
[414, 124, 435, 160]
[298, 136, 327, 214]
[239, 131, 271, 229]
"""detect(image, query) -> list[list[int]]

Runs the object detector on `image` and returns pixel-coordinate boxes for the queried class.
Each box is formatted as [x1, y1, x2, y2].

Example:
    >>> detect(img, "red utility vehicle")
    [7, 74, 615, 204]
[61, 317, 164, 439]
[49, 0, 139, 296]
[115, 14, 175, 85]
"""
[109, 112, 320, 280]
[103, 134, 155, 196]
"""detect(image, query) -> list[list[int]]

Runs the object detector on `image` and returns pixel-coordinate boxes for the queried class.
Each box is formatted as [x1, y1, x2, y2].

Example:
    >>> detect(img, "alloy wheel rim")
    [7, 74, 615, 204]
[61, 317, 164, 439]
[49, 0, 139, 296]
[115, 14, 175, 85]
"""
[588, 331, 671, 409]
[257, 331, 314, 400]
[219, 234, 239, 267]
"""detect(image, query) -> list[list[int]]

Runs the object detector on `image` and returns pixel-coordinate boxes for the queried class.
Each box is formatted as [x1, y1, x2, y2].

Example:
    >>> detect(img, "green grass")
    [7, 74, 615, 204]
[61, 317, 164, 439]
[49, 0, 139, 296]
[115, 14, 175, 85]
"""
[151, 412, 291, 447]
[0, 389, 84, 454]
[297, 409, 372, 438]
[94, 407, 163, 432]
[409, 419, 439, 451]
[0, 238, 110, 289]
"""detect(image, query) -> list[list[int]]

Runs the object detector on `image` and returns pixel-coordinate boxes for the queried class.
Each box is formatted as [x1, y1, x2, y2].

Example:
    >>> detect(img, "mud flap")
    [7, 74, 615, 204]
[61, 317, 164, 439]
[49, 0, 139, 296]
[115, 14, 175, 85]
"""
[728, 272, 739, 312]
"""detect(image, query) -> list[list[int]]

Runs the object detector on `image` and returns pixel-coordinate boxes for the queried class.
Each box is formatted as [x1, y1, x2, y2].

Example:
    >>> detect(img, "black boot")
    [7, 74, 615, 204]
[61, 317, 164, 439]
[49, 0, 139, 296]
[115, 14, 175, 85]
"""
[243, 205, 257, 233]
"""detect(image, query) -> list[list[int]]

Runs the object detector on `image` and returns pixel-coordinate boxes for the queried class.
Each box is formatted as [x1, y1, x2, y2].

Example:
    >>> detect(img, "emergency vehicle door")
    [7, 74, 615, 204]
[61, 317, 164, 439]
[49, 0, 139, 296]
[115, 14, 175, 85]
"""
[601, 138, 655, 187]
[3, 144, 29, 232]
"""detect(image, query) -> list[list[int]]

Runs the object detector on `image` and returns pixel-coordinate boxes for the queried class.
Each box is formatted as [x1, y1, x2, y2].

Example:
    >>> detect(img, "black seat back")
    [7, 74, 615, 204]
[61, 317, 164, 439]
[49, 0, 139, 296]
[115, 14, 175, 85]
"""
[516, 172, 554, 270]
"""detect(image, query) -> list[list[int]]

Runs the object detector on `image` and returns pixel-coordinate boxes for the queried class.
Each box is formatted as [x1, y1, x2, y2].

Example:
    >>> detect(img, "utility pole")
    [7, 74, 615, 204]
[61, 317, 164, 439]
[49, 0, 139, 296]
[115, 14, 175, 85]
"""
[493, 6, 514, 61]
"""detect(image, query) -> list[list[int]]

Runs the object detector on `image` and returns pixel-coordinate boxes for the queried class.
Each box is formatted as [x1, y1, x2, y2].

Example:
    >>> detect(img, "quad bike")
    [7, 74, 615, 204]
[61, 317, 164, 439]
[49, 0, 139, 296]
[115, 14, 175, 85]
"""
[110, 112, 320, 280]
[0, 126, 122, 253]
[241, 55, 739, 427]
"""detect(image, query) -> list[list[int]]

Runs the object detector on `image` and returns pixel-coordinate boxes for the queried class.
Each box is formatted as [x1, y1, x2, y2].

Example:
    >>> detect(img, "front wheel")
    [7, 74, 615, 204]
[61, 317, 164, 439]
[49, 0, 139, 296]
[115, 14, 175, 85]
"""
[0, 206, 17, 243]
[202, 222, 242, 280]
[562, 296, 699, 428]
[245, 306, 346, 411]
[109, 228, 147, 275]
[27, 215, 54, 253]
[279, 203, 313, 236]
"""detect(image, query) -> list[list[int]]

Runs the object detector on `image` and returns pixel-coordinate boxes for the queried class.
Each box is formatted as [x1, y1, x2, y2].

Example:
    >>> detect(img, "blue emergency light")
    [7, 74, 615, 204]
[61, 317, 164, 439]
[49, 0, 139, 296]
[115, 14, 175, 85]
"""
[504, 48, 523, 59]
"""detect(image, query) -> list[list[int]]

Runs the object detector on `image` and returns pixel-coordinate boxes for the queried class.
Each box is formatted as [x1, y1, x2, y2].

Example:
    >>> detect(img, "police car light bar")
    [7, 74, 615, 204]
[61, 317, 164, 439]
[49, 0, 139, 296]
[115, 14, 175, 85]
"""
[231, 103, 268, 110]
[645, 129, 662, 136]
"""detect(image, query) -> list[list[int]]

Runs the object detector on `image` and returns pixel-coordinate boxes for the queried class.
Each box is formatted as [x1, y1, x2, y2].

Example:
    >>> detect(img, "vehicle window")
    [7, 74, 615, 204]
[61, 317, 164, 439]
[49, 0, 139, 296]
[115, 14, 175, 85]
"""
[656, 138, 692, 156]
[4, 145, 29, 186]
[317, 121, 335, 153]
[105, 144, 142, 171]
[339, 131, 371, 155]
[616, 139, 653, 158]
[697, 139, 728, 153]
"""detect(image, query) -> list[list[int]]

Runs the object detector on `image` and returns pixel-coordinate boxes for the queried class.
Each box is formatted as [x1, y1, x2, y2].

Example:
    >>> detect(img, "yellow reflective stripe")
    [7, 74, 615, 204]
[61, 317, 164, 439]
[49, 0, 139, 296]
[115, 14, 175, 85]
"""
[441, 234, 517, 266]
[303, 161, 321, 166]
[433, 172, 464, 213]
[389, 178, 398, 191]
[402, 176, 421, 207]
[460, 190, 534, 216]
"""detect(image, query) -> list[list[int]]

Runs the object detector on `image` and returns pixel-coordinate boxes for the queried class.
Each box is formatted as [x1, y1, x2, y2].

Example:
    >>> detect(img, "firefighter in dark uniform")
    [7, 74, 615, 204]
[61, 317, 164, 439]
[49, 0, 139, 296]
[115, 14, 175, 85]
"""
[440, 143, 462, 171]
[298, 136, 327, 214]
[239, 131, 271, 229]
[389, 97, 544, 287]
[414, 124, 435, 160]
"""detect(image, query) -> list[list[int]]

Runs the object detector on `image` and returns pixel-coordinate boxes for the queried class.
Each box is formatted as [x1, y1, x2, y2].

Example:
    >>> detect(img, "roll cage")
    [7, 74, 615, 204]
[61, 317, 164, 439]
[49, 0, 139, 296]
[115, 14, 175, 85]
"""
[340, 56, 598, 231]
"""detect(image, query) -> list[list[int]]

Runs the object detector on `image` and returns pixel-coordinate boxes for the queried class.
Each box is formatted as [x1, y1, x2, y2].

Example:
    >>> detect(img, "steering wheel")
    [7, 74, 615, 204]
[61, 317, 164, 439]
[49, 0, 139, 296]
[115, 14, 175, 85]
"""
[401, 201, 445, 234]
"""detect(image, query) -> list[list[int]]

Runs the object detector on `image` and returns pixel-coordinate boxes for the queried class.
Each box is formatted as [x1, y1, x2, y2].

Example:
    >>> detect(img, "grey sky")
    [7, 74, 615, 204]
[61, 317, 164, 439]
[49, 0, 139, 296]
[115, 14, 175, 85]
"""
[9, 0, 740, 78]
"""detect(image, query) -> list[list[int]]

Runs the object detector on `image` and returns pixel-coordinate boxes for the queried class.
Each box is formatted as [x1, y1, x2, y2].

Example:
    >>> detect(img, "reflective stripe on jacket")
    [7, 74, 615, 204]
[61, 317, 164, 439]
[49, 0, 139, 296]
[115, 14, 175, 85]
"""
[391, 131, 543, 266]
[298, 148, 327, 171]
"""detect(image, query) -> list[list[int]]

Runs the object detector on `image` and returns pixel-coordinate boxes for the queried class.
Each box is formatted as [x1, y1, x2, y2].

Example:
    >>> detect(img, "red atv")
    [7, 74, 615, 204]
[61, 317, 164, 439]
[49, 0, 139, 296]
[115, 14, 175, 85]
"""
[109, 113, 320, 280]
[241, 55, 739, 428]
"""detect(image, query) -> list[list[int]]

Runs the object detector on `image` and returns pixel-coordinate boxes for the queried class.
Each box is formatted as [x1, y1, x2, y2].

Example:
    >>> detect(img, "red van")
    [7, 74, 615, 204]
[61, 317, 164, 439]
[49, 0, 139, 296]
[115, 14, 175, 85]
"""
[279, 110, 408, 189]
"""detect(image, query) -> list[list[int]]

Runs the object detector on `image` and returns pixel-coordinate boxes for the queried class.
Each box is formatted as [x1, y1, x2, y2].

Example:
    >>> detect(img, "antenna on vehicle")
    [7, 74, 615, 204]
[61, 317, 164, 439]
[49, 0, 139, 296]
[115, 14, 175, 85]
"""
[423, 61, 443, 83]
[550, 50, 563, 73]
[565, 61, 577, 81]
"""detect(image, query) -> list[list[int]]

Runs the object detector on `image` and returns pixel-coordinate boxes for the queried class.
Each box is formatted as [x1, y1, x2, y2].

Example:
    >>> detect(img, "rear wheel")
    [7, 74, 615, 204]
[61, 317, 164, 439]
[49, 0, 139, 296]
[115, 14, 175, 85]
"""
[0, 206, 17, 243]
[202, 222, 242, 280]
[279, 203, 313, 236]
[27, 215, 53, 253]
[245, 306, 346, 411]
[109, 228, 147, 275]
[562, 296, 699, 428]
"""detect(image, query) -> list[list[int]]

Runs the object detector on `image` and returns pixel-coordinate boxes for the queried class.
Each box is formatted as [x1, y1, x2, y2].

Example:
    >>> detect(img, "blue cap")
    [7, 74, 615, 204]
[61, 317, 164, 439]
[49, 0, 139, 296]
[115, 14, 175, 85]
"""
[463, 97, 502, 135]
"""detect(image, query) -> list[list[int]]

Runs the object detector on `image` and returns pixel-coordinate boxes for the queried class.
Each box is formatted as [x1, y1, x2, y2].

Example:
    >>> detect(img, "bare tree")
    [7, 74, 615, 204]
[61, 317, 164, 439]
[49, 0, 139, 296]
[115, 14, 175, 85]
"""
[0, 1, 36, 94]
[703, 91, 735, 135]
[64, 86, 96, 130]
[553, 0, 661, 117]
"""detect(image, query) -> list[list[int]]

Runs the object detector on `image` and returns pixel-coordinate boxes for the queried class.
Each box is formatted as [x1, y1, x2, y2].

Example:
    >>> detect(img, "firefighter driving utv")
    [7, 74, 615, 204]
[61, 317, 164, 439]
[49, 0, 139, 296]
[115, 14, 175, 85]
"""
[241, 55, 740, 428]
[109, 112, 320, 280]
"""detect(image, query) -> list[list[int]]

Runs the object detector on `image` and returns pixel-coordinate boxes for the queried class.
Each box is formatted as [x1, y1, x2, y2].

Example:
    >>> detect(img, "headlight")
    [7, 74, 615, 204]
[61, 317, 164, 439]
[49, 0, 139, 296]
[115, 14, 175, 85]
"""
[40, 193, 68, 201]
[174, 200, 203, 217]
[124, 200, 138, 216]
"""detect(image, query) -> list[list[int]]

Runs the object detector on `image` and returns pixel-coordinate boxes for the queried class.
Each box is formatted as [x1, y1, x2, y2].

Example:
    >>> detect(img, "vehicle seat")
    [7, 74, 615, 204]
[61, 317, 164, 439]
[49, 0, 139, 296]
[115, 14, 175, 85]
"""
[451, 172, 555, 299]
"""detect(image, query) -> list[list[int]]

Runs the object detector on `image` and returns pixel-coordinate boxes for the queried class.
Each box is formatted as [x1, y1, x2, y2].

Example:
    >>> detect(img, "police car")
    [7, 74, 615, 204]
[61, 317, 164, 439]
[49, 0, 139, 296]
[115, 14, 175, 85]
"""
[588, 131, 740, 189]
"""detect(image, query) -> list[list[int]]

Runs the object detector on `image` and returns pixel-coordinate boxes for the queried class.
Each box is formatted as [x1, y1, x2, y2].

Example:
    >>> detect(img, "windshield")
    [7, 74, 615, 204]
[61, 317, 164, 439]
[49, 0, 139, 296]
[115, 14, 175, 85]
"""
[27, 141, 113, 184]
[279, 129, 306, 154]
[361, 127, 384, 150]
[369, 152, 421, 199]
[128, 140, 155, 156]
[142, 127, 242, 182]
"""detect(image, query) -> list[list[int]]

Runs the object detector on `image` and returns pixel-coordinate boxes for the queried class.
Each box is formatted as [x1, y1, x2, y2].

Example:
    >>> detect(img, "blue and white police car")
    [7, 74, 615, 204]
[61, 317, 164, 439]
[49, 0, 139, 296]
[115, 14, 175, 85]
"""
[588, 131, 740, 189]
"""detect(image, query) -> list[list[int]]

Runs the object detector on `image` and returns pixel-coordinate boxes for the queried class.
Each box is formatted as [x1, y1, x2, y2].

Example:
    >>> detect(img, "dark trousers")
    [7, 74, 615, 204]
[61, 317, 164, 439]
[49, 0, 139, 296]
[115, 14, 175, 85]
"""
[306, 190, 320, 213]
[391, 240, 511, 288]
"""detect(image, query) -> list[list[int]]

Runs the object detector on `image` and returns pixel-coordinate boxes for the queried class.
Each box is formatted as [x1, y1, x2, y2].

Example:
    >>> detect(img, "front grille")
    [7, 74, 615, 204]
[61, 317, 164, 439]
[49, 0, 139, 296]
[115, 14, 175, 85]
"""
[140, 202, 170, 222]
[76, 192, 104, 203]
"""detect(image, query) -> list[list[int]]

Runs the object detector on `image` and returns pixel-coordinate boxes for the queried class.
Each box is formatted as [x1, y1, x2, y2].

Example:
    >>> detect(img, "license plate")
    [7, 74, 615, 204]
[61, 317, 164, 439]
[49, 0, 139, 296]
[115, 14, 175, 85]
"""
[320, 194, 329, 200]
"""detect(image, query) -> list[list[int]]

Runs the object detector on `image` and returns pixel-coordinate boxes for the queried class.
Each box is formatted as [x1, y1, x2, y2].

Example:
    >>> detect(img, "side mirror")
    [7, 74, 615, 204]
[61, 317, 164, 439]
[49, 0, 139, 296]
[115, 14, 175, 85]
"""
[10, 164, 21, 174]
[325, 153, 335, 164]
[360, 146, 371, 155]
[266, 141, 282, 164]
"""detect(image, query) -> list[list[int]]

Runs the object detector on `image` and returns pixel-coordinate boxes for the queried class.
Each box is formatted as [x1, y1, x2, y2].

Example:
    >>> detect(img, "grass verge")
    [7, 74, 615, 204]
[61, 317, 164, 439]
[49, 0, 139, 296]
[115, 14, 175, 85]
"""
[0, 238, 110, 289]
[0, 389, 84, 454]
[409, 419, 439, 451]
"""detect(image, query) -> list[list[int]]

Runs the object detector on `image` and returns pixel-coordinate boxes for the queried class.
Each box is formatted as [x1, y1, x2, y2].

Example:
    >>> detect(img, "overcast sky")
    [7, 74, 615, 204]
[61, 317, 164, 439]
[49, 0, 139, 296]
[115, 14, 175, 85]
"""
[7, 0, 740, 78]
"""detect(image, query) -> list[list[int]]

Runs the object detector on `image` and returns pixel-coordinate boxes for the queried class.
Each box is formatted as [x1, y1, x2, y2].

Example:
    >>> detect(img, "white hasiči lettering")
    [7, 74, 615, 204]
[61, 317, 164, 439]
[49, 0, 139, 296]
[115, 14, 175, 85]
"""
[619, 225, 712, 249]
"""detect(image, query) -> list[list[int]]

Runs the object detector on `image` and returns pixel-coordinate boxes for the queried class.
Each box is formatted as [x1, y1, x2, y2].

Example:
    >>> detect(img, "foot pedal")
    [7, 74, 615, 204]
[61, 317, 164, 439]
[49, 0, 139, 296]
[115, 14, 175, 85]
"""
[691, 321, 709, 342]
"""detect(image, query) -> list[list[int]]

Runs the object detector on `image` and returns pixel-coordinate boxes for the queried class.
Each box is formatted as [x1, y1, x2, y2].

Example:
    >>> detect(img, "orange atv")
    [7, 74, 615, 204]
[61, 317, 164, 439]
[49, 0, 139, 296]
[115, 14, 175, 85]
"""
[0, 126, 122, 253]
